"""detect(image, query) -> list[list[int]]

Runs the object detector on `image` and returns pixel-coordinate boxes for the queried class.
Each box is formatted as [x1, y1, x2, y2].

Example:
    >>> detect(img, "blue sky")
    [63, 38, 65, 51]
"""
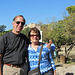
[0, 0, 75, 30]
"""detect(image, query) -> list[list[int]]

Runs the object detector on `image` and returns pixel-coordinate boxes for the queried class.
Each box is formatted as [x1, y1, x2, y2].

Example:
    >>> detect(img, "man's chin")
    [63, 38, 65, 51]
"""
[16, 31, 21, 33]
[17, 29, 22, 32]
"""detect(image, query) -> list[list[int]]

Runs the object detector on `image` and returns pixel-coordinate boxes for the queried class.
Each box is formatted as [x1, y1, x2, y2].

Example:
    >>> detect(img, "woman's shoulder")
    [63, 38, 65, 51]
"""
[39, 42, 48, 47]
[27, 44, 32, 50]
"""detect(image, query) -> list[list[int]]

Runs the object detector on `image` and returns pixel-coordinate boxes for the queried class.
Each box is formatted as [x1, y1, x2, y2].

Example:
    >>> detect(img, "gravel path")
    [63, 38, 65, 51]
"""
[56, 64, 75, 75]
[55, 45, 75, 75]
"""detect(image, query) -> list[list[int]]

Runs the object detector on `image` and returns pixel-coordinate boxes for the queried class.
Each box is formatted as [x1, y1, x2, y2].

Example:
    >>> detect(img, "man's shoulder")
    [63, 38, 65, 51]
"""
[0, 32, 11, 43]
[20, 33, 28, 39]
[20, 33, 30, 44]
[51, 43, 55, 46]
[0, 31, 11, 38]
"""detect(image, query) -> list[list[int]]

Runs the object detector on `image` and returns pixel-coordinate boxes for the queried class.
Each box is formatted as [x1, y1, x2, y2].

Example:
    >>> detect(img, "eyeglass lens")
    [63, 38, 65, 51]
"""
[16, 21, 24, 25]
[30, 35, 39, 37]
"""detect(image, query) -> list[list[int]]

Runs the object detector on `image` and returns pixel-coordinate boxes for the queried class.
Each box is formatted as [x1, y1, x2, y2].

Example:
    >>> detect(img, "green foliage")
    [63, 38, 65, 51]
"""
[41, 14, 75, 47]
[63, 13, 75, 42]
[66, 6, 75, 14]
[0, 25, 6, 32]
[21, 27, 31, 37]
[0, 31, 8, 37]
[41, 24, 50, 42]
[0, 25, 7, 37]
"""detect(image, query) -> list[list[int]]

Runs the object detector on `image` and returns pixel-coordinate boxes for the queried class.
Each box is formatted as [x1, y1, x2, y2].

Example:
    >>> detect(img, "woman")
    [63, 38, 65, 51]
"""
[27, 27, 56, 75]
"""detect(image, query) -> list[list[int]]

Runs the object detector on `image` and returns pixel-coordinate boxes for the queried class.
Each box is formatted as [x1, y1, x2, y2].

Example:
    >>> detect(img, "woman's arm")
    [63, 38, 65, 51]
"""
[48, 49, 56, 75]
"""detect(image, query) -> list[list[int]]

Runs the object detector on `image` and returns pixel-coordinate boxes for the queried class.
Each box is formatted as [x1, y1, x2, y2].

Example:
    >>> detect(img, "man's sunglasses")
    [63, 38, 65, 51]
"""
[15, 21, 24, 25]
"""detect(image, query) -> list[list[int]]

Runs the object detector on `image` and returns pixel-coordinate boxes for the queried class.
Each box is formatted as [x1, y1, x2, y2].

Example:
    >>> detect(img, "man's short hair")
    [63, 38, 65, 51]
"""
[13, 15, 25, 24]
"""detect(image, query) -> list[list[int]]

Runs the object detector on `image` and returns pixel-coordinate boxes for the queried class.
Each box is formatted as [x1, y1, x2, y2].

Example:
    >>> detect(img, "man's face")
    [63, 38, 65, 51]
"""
[12, 16, 24, 33]
[49, 40, 52, 44]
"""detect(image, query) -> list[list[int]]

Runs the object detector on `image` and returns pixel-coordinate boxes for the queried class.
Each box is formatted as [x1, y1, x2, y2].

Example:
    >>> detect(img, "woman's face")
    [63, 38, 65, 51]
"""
[30, 30, 39, 43]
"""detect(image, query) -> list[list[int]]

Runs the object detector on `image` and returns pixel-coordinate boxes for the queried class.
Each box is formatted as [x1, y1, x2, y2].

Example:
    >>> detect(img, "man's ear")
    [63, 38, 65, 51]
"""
[12, 21, 15, 26]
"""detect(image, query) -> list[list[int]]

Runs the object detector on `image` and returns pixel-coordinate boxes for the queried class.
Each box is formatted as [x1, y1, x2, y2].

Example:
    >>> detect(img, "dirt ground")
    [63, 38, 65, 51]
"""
[55, 63, 75, 75]
[55, 45, 75, 75]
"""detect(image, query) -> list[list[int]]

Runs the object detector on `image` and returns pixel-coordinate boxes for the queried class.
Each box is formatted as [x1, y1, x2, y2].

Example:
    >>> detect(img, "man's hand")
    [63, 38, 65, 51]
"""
[54, 70, 56, 75]
[47, 43, 51, 49]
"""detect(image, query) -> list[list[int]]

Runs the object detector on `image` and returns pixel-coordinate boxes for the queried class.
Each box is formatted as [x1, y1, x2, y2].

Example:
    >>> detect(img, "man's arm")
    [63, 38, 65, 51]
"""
[47, 43, 51, 49]
[0, 54, 2, 75]
[54, 70, 56, 75]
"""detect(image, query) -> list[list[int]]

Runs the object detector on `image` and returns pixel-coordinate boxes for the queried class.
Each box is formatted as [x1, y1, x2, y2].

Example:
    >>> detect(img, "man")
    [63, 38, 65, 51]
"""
[49, 39, 55, 58]
[0, 15, 30, 75]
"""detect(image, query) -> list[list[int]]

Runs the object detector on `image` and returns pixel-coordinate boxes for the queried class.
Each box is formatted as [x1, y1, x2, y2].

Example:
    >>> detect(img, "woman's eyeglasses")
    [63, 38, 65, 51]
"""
[15, 21, 24, 25]
[30, 35, 39, 37]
